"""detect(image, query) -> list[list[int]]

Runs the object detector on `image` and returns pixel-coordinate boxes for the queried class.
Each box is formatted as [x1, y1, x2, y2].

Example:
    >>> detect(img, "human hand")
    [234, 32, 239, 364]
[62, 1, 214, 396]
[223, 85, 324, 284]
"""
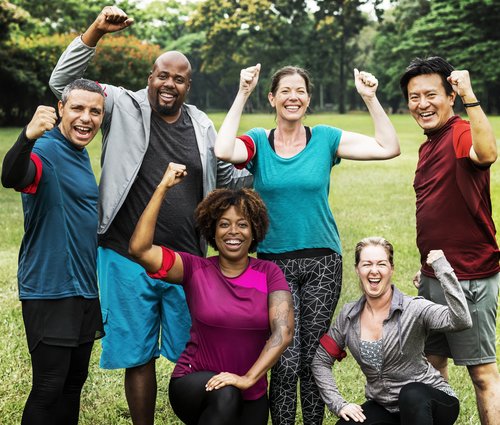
[239, 64, 260, 97]
[412, 269, 422, 289]
[159, 162, 187, 189]
[354, 69, 378, 99]
[339, 403, 366, 422]
[93, 6, 134, 34]
[25, 106, 57, 140]
[205, 372, 253, 391]
[426, 250, 445, 267]
[447, 70, 475, 100]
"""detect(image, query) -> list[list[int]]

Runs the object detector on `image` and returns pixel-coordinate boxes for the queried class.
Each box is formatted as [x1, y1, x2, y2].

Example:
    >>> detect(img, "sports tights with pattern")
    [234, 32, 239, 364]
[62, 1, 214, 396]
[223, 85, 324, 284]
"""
[169, 371, 269, 425]
[335, 382, 460, 425]
[22, 341, 94, 425]
[269, 252, 343, 425]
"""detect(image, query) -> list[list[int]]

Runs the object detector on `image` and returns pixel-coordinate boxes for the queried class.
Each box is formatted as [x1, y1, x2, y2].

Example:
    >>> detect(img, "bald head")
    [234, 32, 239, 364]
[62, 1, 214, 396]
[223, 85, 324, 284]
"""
[152, 51, 192, 79]
[147, 51, 192, 122]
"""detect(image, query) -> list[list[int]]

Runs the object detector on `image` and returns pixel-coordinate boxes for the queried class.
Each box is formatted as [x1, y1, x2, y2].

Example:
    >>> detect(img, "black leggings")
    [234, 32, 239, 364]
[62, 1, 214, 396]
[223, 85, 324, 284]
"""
[269, 253, 343, 425]
[169, 371, 269, 425]
[336, 382, 460, 425]
[22, 341, 94, 425]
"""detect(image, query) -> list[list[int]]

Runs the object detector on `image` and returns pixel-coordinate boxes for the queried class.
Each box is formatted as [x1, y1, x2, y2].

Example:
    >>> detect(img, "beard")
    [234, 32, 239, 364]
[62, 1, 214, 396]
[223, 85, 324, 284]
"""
[155, 101, 181, 116]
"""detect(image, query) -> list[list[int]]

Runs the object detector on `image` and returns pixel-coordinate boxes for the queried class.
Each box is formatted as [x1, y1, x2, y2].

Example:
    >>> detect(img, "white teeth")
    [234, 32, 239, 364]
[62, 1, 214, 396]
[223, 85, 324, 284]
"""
[75, 126, 91, 133]
[285, 106, 299, 111]
[420, 112, 433, 117]
[225, 239, 241, 245]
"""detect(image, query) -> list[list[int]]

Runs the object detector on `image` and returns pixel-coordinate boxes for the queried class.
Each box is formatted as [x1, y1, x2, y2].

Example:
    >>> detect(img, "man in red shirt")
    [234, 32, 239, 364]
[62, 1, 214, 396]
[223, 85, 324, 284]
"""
[400, 57, 499, 425]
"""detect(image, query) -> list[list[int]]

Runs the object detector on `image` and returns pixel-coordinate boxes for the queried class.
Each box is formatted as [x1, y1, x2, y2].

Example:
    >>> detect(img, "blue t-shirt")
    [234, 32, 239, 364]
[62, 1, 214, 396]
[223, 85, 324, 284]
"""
[245, 125, 342, 254]
[18, 127, 99, 299]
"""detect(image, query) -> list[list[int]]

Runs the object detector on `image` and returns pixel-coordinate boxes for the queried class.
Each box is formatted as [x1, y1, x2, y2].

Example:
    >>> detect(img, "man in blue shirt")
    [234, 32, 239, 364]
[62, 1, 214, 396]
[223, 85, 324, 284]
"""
[1, 79, 105, 425]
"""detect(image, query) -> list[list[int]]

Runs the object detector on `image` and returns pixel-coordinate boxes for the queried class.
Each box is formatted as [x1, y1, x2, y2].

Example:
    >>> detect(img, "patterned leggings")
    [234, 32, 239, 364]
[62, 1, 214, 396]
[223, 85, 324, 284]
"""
[269, 252, 343, 425]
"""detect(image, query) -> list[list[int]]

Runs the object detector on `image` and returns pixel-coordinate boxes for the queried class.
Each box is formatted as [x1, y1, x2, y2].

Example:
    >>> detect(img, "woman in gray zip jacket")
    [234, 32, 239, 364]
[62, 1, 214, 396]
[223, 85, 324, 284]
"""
[311, 237, 472, 425]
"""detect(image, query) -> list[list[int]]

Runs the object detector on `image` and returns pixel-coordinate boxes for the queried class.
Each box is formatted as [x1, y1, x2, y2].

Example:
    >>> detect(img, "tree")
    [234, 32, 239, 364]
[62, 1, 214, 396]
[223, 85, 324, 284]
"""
[188, 0, 312, 109]
[313, 0, 369, 113]
[370, 0, 431, 111]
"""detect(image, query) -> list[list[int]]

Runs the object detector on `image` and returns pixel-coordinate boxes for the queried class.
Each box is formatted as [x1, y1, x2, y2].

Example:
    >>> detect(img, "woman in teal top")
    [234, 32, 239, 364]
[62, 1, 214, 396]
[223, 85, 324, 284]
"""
[215, 64, 400, 425]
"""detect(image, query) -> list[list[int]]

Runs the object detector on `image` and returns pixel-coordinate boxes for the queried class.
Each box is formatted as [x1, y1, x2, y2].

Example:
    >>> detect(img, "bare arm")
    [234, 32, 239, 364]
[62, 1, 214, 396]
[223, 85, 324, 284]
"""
[337, 69, 400, 160]
[128, 162, 186, 283]
[214, 64, 260, 164]
[447, 70, 497, 166]
[205, 289, 293, 391]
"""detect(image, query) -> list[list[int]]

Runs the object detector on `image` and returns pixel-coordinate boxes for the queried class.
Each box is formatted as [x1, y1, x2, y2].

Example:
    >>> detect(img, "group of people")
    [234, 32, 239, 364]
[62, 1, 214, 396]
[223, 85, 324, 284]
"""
[1, 5, 498, 425]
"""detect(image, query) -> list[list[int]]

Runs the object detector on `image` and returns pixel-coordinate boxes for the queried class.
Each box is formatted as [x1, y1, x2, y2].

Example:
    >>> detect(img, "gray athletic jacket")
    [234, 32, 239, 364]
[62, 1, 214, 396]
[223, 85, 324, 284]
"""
[49, 36, 251, 253]
[311, 256, 472, 416]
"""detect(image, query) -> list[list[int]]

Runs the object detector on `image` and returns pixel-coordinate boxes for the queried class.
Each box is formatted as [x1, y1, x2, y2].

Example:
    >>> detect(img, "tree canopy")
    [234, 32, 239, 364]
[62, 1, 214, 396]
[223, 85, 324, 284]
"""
[1, 0, 499, 124]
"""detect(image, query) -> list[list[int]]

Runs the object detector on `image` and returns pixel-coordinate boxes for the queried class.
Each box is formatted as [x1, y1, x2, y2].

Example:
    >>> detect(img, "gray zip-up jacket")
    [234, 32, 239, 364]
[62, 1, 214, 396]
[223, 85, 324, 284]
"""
[311, 256, 472, 416]
[49, 36, 252, 253]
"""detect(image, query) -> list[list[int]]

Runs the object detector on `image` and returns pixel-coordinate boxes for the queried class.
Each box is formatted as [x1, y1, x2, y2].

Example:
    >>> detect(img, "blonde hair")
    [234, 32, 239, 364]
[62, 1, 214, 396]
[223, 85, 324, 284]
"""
[354, 236, 394, 267]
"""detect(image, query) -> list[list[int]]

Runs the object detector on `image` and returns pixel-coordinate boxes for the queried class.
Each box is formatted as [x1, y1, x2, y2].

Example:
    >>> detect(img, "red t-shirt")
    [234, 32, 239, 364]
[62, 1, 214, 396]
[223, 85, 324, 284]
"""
[414, 115, 500, 279]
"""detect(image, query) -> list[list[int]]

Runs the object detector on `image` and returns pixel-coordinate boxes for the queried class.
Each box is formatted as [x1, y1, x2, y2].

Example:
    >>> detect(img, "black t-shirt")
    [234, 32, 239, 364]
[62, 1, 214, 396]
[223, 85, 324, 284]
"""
[99, 107, 204, 258]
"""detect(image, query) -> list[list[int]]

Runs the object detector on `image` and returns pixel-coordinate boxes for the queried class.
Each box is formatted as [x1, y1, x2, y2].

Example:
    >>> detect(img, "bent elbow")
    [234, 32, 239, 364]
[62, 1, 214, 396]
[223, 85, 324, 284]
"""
[214, 145, 231, 162]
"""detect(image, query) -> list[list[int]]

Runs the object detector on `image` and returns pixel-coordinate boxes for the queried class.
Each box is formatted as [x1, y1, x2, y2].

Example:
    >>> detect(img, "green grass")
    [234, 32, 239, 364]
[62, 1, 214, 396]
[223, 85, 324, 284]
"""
[1, 113, 499, 424]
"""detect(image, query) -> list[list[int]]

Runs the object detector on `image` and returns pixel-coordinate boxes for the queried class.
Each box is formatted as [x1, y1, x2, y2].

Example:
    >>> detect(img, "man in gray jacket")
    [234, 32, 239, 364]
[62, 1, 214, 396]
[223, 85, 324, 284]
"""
[49, 6, 250, 425]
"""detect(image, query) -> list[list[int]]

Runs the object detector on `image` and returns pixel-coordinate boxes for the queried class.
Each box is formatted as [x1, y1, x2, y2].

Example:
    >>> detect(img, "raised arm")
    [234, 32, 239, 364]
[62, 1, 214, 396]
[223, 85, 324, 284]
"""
[447, 70, 497, 166]
[128, 162, 187, 283]
[205, 288, 293, 392]
[49, 6, 134, 99]
[422, 250, 472, 332]
[337, 69, 400, 160]
[1, 106, 57, 189]
[214, 64, 260, 164]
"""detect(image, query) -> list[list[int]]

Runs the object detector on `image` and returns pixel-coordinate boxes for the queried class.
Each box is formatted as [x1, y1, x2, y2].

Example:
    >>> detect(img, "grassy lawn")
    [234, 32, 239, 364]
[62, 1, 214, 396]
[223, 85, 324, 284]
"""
[0, 112, 499, 424]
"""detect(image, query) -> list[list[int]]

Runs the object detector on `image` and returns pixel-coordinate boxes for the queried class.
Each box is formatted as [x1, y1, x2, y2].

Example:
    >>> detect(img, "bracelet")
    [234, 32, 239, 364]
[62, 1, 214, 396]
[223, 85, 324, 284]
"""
[463, 101, 480, 108]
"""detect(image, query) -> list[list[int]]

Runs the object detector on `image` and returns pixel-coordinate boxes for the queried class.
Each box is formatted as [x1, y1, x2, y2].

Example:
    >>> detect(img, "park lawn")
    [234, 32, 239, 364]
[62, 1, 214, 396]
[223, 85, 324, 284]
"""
[0, 112, 499, 424]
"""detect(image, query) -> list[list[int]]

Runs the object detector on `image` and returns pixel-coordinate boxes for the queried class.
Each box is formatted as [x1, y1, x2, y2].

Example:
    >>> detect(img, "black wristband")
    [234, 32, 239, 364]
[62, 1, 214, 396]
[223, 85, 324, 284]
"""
[463, 101, 480, 108]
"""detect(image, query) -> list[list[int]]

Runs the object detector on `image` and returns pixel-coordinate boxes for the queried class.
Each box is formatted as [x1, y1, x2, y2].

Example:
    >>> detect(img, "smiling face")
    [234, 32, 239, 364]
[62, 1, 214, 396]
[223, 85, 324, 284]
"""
[407, 73, 456, 133]
[355, 244, 394, 299]
[147, 52, 191, 122]
[214, 205, 252, 262]
[268, 73, 311, 123]
[57, 89, 104, 149]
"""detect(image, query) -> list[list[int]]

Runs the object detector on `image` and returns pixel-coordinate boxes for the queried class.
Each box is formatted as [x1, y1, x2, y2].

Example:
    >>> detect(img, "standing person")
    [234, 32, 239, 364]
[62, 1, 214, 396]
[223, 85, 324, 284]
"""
[311, 237, 472, 425]
[215, 64, 400, 424]
[1, 79, 105, 425]
[400, 56, 500, 425]
[49, 6, 251, 425]
[129, 163, 294, 425]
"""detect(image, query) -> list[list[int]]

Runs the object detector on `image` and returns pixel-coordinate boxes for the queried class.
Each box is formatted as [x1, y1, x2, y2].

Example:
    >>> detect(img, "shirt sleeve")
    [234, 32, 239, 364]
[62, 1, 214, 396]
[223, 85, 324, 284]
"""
[311, 318, 349, 416]
[234, 135, 256, 170]
[1, 127, 40, 191]
[266, 261, 290, 293]
[419, 256, 473, 332]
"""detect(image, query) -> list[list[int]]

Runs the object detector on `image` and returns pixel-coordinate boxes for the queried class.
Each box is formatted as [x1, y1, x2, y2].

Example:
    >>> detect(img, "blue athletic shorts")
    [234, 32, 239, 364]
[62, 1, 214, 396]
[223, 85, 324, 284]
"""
[98, 247, 191, 369]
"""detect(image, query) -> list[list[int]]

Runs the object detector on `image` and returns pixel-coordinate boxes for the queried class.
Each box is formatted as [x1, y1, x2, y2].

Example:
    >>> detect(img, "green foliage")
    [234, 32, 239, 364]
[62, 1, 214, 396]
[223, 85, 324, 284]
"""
[0, 33, 161, 125]
[371, 0, 500, 113]
[188, 0, 313, 109]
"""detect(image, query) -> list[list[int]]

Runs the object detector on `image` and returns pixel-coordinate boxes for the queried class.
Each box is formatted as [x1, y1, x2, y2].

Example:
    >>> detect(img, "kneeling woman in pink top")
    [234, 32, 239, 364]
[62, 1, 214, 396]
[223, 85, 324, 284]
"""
[129, 162, 294, 425]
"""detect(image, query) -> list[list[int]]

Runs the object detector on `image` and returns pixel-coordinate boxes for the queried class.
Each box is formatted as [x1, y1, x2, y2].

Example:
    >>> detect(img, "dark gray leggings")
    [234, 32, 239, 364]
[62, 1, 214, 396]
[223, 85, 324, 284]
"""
[169, 371, 269, 425]
[336, 382, 460, 425]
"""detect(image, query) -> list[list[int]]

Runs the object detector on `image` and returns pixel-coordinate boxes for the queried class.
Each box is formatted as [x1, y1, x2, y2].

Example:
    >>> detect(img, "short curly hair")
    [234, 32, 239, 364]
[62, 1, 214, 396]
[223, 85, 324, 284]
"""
[195, 188, 269, 253]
